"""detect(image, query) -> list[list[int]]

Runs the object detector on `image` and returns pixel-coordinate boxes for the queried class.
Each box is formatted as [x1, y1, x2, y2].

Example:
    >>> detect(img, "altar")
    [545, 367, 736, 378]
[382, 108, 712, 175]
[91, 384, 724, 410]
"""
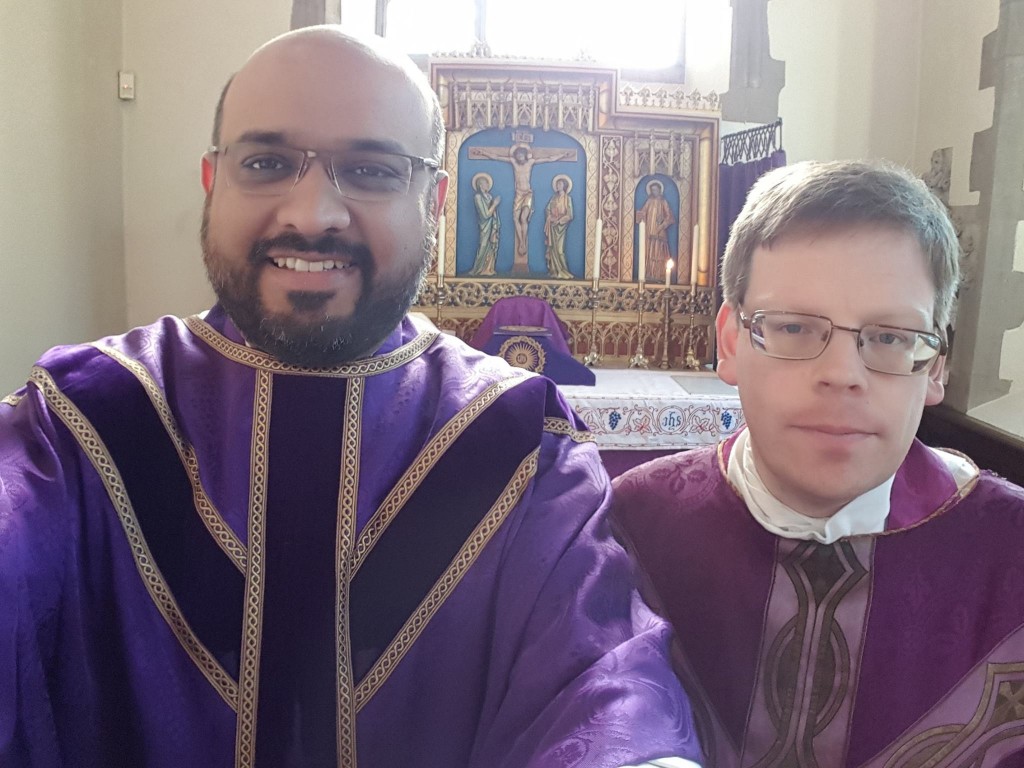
[409, 55, 730, 478]
[414, 57, 721, 370]
[560, 368, 744, 476]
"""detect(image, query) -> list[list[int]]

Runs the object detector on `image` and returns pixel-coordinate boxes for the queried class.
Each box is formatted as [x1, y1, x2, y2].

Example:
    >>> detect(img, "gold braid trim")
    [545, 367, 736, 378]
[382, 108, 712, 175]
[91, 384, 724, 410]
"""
[353, 448, 540, 711]
[351, 376, 531, 575]
[543, 416, 595, 444]
[335, 377, 363, 766]
[29, 367, 239, 710]
[184, 314, 438, 378]
[234, 370, 272, 766]
[2, 393, 23, 407]
[93, 345, 246, 572]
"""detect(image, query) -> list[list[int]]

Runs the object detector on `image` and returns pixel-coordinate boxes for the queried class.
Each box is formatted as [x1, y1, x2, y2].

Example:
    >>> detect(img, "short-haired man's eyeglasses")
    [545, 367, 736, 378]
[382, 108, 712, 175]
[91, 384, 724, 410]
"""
[207, 142, 441, 202]
[739, 310, 947, 376]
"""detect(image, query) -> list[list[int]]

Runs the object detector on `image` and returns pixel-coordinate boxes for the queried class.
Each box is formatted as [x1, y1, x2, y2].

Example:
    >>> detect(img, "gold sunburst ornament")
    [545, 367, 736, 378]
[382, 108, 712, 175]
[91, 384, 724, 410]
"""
[497, 336, 546, 373]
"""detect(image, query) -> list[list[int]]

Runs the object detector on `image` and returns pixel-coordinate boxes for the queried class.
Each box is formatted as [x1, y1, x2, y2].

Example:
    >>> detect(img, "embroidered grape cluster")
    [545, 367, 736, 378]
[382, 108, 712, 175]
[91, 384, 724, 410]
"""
[608, 411, 621, 429]
[721, 411, 733, 429]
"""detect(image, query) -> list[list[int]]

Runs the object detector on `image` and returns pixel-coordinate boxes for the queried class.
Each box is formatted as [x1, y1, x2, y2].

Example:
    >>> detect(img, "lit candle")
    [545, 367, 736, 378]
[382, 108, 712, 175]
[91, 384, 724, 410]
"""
[665, 259, 673, 287]
[592, 218, 603, 289]
[690, 224, 699, 287]
[437, 214, 446, 287]
[638, 221, 647, 284]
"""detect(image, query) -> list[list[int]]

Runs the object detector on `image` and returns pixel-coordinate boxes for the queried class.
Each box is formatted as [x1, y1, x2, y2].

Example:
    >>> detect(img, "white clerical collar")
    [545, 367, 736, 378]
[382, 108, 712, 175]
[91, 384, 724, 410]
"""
[726, 428, 891, 543]
[726, 429, 979, 543]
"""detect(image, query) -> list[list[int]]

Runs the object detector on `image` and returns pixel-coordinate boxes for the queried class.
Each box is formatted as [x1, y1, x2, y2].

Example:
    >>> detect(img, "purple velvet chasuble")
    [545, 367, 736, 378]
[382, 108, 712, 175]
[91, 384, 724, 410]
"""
[612, 437, 1024, 768]
[0, 308, 700, 767]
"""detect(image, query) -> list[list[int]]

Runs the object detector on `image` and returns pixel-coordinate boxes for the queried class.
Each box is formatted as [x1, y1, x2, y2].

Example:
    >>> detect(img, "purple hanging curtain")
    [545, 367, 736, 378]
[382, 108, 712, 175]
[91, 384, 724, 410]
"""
[717, 119, 787, 264]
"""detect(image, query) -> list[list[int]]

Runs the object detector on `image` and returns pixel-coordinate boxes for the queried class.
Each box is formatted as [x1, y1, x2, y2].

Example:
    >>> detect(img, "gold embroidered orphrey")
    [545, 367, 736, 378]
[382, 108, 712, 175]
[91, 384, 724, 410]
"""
[882, 662, 1024, 767]
[94, 343, 247, 571]
[29, 366, 241, 710]
[226, 366, 544, 764]
[31, 321, 565, 765]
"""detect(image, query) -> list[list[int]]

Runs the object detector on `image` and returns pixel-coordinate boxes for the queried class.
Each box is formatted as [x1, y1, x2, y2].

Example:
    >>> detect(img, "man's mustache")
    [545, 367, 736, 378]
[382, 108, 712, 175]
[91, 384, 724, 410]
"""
[251, 233, 372, 266]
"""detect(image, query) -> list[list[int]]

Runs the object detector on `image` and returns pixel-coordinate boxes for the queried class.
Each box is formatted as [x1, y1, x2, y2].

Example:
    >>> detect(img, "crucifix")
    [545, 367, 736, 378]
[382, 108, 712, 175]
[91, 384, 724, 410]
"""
[468, 142, 578, 275]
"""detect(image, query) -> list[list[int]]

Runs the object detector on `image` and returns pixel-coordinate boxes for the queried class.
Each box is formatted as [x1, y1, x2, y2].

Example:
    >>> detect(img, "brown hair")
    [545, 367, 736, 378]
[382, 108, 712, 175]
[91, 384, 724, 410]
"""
[720, 159, 961, 328]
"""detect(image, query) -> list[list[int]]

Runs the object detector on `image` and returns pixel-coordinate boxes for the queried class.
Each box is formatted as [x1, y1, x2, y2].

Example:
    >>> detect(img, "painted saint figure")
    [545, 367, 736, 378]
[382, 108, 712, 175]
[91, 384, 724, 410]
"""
[468, 142, 577, 274]
[543, 175, 575, 279]
[467, 173, 501, 276]
[635, 180, 676, 283]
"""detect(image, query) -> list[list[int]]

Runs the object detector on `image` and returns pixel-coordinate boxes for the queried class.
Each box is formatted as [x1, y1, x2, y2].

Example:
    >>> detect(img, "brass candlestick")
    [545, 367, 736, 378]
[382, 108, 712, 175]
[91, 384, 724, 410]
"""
[683, 285, 702, 371]
[628, 282, 650, 369]
[657, 287, 673, 369]
[583, 285, 602, 367]
[435, 282, 448, 327]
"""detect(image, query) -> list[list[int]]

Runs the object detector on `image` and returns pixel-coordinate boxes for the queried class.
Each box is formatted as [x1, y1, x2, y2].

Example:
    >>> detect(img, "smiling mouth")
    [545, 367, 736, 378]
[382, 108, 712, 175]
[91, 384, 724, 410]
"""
[269, 256, 357, 273]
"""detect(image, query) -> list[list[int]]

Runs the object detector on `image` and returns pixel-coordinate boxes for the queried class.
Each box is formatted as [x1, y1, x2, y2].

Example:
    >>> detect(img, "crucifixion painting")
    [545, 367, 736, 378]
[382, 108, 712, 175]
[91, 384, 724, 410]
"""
[468, 142, 578, 275]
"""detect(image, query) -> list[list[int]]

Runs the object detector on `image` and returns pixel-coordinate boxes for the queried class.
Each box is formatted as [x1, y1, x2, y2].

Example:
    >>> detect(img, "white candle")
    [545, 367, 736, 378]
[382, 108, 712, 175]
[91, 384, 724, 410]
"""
[592, 218, 603, 289]
[690, 224, 699, 287]
[665, 259, 673, 287]
[638, 221, 647, 284]
[437, 214, 446, 287]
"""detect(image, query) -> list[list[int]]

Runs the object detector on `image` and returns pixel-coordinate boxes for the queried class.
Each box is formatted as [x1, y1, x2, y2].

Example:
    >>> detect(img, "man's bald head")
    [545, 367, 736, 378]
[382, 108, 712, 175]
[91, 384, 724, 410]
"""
[200, 25, 449, 366]
[211, 26, 444, 162]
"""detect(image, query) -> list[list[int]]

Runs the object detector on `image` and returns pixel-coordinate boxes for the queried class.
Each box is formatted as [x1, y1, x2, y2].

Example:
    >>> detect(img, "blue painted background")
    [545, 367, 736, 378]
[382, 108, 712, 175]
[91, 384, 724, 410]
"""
[633, 174, 681, 283]
[458, 129, 586, 278]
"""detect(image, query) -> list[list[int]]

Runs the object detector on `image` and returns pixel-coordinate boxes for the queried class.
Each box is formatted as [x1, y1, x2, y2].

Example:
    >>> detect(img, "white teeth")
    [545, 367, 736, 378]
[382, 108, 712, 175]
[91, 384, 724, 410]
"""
[271, 256, 353, 271]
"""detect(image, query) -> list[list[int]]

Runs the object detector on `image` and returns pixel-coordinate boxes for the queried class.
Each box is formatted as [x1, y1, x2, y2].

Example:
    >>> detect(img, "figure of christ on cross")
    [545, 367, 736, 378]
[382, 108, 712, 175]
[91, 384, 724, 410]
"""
[468, 142, 578, 275]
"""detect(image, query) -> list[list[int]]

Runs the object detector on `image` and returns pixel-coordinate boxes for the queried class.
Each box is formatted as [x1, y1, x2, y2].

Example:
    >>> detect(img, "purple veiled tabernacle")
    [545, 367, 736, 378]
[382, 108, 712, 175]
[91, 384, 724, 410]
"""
[0, 307, 700, 767]
[469, 296, 573, 355]
[613, 437, 1024, 767]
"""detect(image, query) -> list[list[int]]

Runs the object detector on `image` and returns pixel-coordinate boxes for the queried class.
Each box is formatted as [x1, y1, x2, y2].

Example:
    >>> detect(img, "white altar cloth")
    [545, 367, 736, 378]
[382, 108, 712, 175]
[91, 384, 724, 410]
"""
[561, 369, 744, 450]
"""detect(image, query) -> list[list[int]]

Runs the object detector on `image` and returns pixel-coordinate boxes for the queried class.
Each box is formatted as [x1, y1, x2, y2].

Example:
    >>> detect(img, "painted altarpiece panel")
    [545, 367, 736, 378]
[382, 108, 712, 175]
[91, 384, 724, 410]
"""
[417, 58, 720, 367]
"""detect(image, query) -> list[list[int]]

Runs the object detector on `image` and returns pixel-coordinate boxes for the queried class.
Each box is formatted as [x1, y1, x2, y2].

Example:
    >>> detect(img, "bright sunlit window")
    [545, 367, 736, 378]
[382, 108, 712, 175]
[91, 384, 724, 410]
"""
[380, 0, 689, 72]
[486, 0, 684, 69]
[385, 0, 478, 55]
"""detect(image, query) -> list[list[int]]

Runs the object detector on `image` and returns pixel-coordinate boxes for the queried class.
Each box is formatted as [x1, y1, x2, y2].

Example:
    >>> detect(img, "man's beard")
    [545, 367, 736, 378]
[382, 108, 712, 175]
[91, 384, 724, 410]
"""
[200, 202, 432, 367]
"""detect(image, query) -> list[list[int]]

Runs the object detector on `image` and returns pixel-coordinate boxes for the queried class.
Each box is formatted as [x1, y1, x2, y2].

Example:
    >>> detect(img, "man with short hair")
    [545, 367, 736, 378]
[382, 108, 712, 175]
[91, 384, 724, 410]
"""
[613, 160, 1024, 766]
[0, 27, 700, 767]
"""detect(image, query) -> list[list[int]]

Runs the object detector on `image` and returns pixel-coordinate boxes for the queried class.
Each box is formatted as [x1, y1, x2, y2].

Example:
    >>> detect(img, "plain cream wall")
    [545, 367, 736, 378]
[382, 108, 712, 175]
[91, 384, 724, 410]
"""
[770, 0, 923, 164]
[120, 0, 290, 328]
[684, 0, 732, 96]
[0, 0, 126, 395]
[1006, 227, 1024, 393]
[914, 0, 997, 208]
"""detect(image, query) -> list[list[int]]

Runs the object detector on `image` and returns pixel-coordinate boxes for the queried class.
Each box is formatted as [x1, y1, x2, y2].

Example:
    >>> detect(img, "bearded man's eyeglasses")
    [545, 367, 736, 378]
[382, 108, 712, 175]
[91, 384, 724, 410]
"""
[740, 310, 947, 376]
[207, 141, 441, 202]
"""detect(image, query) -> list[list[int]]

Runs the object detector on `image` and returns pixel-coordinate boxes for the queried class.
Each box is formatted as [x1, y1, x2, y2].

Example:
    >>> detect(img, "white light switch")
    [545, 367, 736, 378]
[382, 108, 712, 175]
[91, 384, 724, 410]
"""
[118, 71, 135, 101]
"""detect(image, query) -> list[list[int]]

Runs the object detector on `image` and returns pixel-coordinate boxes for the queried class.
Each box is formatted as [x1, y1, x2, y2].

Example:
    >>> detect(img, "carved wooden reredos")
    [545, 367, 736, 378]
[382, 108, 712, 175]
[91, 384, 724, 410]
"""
[416, 58, 720, 367]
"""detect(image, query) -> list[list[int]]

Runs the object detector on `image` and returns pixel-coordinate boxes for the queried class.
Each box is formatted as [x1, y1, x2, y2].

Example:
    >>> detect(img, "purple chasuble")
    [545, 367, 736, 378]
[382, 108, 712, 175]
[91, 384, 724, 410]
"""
[0, 308, 700, 767]
[612, 438, 1024, 768]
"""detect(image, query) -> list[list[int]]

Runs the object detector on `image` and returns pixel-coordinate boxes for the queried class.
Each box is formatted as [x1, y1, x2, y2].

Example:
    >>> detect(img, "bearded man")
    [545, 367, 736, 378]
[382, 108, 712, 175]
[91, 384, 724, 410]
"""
[0, 26, 700, 768]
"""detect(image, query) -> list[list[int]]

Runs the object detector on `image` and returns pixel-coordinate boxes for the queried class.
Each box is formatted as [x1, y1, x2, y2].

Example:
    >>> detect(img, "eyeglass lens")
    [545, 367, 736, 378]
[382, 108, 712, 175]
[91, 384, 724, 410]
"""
[220, 142, 419, 200]
[749, 312, 941, 375]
